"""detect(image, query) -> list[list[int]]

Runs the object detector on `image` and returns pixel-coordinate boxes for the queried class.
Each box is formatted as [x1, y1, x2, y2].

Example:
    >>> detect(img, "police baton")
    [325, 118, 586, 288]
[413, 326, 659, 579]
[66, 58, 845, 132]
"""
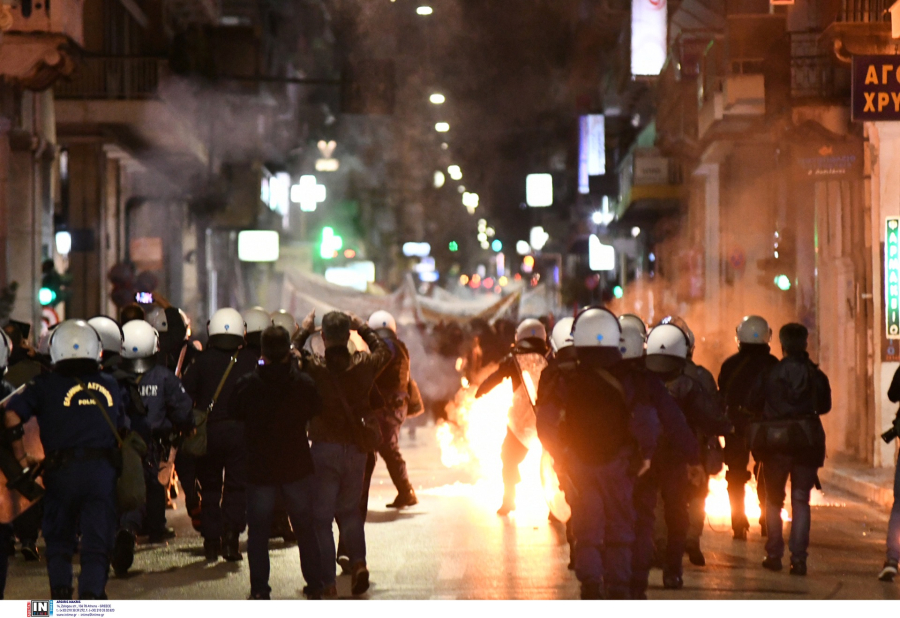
[0, 383, 27, 408]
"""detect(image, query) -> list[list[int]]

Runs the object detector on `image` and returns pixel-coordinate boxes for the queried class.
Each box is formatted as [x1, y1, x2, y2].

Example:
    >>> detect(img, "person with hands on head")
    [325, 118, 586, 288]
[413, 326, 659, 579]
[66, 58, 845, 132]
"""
[293, 310, 391, 598]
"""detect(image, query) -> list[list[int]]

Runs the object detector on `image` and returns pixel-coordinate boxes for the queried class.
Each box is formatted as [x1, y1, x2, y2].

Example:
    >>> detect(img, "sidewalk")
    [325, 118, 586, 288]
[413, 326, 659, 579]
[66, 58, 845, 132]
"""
[819, 455, 895, 509]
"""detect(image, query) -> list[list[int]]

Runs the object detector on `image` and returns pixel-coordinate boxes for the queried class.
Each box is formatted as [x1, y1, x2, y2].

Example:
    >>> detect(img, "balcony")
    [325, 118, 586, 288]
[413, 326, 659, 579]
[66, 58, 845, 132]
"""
[790, 32, 851, 102]
[54, 57, 166, 100]
[0, 0, 83, 89]
[824, 0, 894, 58]
[54, 57, 207, 167]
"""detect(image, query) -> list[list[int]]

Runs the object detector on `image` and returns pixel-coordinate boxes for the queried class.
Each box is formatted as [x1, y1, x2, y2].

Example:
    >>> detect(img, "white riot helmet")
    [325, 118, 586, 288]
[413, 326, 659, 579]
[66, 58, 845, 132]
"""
[572, 307, 621, 348]
[271, 310, 297, 334]
[243, 307, 271, 335]
[367, 310, 397, 333]
[208, 308, 245, 337]
[144, 306, 163, 328]
[736, 315, 772, 345]
[88, 316, 123, 355]
[660, 315, 694, 354]
[149, 309, 169, 333]
[619, 323, 646, 360]
[49, 320, 102, 365]
[619, 314, 647, 336]
[645, 323, 691, 374]
[550, 317, 574, 354]
[516, 318, 547, 344]
[122, 320, 159, 373]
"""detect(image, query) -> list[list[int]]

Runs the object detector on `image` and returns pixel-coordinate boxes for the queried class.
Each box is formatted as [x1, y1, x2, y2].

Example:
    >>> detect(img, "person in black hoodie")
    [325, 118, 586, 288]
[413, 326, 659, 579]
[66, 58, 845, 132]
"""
[747, 323, 831, 576]
[230, 326, 323, 600]
[718, 315, 779, 540]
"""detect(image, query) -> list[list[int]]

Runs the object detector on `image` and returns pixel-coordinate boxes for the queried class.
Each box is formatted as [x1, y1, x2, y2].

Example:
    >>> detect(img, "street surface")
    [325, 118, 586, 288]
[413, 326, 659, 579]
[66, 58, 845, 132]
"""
[4, 425, 900, 600]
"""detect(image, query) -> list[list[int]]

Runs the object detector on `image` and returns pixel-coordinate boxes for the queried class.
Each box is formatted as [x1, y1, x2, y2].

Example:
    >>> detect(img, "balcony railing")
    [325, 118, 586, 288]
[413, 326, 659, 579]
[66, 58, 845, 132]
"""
[54, 57, 167, 100]
[790, 32, 850, 100]
[838, 0, 890, 22]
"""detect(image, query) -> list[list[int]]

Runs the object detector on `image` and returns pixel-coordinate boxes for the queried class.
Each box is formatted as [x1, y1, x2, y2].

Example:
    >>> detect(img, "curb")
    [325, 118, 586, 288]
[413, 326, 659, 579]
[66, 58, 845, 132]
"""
[818, 467, 893, 509]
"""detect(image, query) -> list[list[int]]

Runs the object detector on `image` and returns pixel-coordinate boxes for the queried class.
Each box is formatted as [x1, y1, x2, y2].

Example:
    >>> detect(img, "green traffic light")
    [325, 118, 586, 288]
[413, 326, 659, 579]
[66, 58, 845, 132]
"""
[613, 285, 624, 299]
[39, 287, 56, 306]
[774, 274, 791, 291]
[320, 226, 343, 259]
[448, 241, 459, 252]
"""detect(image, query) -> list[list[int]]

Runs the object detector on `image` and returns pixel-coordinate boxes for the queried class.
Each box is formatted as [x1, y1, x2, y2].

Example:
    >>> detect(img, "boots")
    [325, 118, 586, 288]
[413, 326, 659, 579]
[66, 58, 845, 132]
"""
[112, 529, 135, 576]
[222, 531, 242, 562]
[203, 537, 221, 562]
[386, 486, 418, 509]
[351, 561, 370, 596]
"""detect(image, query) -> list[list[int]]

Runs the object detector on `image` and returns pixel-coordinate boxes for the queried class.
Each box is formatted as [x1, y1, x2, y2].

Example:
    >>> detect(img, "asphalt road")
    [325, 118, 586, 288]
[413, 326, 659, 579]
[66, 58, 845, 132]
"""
[4, 425, 900, 600]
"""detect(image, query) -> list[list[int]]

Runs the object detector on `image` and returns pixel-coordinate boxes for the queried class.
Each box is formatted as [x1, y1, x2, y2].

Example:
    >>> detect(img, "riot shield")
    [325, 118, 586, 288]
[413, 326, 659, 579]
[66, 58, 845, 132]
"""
[0, 417, 44, 524]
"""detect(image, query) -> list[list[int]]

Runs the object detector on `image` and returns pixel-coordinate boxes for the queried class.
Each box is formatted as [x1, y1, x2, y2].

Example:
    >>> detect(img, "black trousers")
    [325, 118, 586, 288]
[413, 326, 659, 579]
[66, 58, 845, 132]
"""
[197, 421, 248, 539]
[724, 433, 767, 531]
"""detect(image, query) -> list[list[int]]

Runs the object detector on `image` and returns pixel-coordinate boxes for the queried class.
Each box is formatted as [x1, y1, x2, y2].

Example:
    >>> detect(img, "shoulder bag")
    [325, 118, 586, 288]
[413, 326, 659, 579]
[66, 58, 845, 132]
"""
[181, 352, 237, 458]
[75, 379, 147, 512]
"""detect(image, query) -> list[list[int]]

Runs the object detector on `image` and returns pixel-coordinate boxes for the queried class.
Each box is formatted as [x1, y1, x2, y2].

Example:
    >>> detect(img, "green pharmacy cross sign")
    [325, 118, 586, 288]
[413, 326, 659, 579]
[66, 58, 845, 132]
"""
[887, 217, 900, 338]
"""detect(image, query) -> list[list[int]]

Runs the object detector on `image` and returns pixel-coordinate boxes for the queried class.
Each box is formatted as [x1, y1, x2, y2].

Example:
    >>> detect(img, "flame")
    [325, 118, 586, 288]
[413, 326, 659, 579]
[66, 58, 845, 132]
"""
[428, 376, 566, 525]
[705, 471, 790, 524]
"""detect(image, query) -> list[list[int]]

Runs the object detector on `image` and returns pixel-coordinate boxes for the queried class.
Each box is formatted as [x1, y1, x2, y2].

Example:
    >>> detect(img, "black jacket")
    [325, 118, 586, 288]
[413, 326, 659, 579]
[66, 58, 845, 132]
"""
[296, 325, 391, 444]
[718, 344, 780, 429]
[181, 346, 259, 423]
[370, 332, 410, 416]
[747, 353, 831, 421]
[230, 362, 322, 486]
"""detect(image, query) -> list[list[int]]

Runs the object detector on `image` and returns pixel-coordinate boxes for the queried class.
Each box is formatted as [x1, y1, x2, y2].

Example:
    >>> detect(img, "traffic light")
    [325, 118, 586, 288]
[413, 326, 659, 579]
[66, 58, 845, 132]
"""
[448, 241, 459, 252]
[756, 229, 796, 292]
[40, 260, 71, 307]
[320, 227, 343, 259]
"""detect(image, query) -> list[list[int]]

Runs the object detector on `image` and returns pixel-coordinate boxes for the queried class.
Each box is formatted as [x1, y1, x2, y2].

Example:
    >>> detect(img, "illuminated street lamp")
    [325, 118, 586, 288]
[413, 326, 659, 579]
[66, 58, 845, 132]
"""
[417, 6, 433, 15]
[430, 93, 445, 104]
[448, 165, 462, 180]
[435, 122, 450, 132]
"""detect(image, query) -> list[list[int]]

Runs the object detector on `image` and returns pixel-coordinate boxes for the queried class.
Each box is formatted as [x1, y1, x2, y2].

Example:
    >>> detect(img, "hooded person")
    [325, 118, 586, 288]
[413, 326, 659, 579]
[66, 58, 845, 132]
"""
[475, 317, 549, 516]
[181, 308, 258, 562]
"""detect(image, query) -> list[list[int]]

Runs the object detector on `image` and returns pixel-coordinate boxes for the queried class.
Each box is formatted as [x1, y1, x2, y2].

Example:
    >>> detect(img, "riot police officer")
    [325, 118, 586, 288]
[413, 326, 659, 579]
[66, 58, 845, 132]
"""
[243, 307, 271, 360]
[476, 318, 549, 516]
[719, 315, 778, 540]
[88, 316, 124, 372]
[150, 307, 202, 528]
[5, 320, 125, 600]
[642, 323, 731, 589]
[536, 308, 658, 599]
[271, 310, 299, 337]
[365, 310, 416, 509]
[182, 308, 258, 561]
[112, 320, 193, 576]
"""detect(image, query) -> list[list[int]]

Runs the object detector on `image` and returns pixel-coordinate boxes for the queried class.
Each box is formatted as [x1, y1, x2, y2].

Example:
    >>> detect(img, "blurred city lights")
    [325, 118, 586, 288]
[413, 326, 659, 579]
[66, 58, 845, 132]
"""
[483, 278, 494, 288]
[320, 227, 342, 259]
[435, 122, 450, 132]
[238, 230, 280, 262]
[55, 231, 72, 255]
[491, 239, 502, 252]
[516, 240, 531, 255]
[480, 240, 490, 250]
[477, 233, 487, 242]
[525, 173, 553, 207]
[430, 93, 445, 104]
[291, 175, 326, 212]
[417, 6, 433, 15]
[589, 234, 615, 271]
[344, 249, 356, 259]
[462, 192, 479, 210]
[499, 276, 509, 287]
[775, 274, 792, 291]
[613, 285, 624, 299]
[485, 227, 495, 237]
[529, 226, 549, 251]
[460, 274, 469, 285]
[523, 255, 535, 274]
[434, 171, 446, 188]
[631, 226, 641, 237]
[448, 241, 459, 252]
[448, 165, 462, 180]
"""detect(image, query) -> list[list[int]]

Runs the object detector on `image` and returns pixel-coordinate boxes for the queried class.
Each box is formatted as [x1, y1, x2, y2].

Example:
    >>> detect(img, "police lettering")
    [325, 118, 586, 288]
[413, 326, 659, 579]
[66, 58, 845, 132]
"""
[139, 384, 159, 398]
[62, 383, 115, 407]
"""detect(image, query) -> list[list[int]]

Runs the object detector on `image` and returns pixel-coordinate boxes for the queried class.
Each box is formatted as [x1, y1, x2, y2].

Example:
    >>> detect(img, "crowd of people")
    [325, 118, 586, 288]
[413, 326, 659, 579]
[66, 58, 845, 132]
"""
[0, 302, 419, 600]
[8, 298, 900, 600]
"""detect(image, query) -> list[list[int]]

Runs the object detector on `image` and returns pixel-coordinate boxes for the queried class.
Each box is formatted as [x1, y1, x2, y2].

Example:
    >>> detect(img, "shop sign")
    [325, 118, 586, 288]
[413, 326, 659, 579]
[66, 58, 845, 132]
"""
[852, 55, 900, 121]
[792, 141, 862, 180]
[886, 217, 900, 338]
